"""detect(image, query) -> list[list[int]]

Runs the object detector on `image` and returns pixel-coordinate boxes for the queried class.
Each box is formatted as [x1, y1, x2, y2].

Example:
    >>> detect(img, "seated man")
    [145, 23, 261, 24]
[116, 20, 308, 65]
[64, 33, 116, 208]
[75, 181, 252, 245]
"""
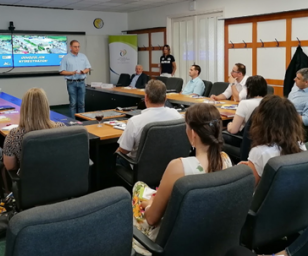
[211, 63, 249, 102]
[129, 65, 148, 89]
[288, 68, 308, 136]
[117, 79, 182, 163]
[181, 65, 205, 96]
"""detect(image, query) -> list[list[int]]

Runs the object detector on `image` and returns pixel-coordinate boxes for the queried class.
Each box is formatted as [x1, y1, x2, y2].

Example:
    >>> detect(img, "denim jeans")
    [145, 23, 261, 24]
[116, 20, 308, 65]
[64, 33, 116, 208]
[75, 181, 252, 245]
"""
[66, 80, 86, 117]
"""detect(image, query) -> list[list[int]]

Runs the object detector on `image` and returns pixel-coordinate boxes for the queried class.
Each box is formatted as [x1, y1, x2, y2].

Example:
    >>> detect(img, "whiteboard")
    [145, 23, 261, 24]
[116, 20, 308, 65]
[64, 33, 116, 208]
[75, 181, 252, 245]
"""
[257, 48, 286, 80]
[152, 50, 161, 64]
[257, 20, 286, 42]
[137, 34, 149, 48]
[151, 32, 164, 47]
[229, 23, 252, 43]
[138, 51, 149, 71]
[228, 49, 252, 77]
[292, 17, 308, 40]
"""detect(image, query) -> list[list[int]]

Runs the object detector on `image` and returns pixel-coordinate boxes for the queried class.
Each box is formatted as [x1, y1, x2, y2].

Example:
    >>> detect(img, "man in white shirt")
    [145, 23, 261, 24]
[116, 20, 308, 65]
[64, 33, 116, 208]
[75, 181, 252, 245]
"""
[210, 63, 249, 102]
[117, 79, 182, 162]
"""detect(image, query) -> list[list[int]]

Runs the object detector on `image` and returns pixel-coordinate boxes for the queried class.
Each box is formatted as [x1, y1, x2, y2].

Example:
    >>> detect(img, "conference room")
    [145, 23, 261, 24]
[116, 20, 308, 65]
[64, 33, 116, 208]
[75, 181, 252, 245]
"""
[1, 0, 308, 255]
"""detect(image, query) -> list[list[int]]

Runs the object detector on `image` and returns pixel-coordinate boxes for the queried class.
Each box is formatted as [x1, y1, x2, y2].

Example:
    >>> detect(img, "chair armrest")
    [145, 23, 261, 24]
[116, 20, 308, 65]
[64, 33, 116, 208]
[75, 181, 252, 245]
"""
[7, 169, 20, 182]
[222, 130, 243, 140]
[133, 226, 164, 255]
[115, 151, 137, 165]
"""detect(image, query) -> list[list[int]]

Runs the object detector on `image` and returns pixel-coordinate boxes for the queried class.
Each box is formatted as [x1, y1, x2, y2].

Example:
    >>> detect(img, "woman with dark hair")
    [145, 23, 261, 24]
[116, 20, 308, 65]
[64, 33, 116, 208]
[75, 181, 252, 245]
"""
[132, 103, 232, 255]
[227, 75, 268, 134]
[160, 44, 176, 77]
[240, 95, 306, 185]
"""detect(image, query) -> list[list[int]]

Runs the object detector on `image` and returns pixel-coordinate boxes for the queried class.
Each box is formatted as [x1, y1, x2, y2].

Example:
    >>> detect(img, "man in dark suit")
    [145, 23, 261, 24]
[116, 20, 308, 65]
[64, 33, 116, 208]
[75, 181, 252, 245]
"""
[129, 65, 148, 89]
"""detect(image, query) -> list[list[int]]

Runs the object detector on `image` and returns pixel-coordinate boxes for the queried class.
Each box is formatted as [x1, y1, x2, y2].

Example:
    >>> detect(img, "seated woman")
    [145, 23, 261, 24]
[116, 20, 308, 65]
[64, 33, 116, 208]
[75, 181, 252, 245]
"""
[240, 95, 306, 185]
[132, 103, 232, 255]
[227, 75, 268, 134]
[3, 88, 65, 172]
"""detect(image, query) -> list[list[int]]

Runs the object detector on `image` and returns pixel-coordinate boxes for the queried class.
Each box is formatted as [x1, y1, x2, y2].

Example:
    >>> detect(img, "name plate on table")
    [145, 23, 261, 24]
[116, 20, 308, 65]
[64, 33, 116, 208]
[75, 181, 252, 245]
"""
[80, 110, 124, 119]
[91, 82, 113, 89]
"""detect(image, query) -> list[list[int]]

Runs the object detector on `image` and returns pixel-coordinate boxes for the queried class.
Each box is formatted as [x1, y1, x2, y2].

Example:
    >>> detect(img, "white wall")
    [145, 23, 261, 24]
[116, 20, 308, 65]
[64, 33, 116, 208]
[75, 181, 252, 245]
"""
[0, 6, 127, 105]
[128, 0, 308, 30]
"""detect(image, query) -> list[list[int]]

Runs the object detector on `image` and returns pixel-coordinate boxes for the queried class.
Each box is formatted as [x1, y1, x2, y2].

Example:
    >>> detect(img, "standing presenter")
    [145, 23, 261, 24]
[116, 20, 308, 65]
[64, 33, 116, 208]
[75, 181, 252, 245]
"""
[160, 44, 176, 77]
[60, 40, 91, 117]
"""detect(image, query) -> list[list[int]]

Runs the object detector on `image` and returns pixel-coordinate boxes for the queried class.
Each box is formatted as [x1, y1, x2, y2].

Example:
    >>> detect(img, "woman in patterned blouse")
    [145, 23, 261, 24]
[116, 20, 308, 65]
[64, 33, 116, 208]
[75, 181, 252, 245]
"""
[3, 88, 65, 171]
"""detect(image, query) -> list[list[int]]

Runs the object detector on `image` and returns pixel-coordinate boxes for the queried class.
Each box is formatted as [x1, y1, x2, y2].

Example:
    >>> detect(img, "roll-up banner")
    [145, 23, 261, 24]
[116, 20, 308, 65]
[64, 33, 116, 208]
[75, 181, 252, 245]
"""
[109, 35, 137, 84]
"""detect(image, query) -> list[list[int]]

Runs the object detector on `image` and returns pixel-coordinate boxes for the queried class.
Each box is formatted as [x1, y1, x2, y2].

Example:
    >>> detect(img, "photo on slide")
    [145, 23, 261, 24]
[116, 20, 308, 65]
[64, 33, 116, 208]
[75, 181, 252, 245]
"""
[13, 35, 68, 67]
[0, 35, 68, 68]
[0, 35, 13, 68]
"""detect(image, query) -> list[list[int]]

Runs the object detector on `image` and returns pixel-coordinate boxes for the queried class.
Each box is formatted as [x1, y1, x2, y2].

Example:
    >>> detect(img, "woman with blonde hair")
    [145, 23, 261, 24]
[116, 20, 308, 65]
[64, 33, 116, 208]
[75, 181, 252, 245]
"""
[3, 88, 65, 171]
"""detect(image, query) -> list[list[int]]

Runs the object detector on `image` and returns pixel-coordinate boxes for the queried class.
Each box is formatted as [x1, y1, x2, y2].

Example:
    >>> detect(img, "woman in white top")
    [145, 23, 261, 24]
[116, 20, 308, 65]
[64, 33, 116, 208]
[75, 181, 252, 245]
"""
[227, 75, 268, 134]
[132, 103, 232, 255]
[240, 95, 306, 185]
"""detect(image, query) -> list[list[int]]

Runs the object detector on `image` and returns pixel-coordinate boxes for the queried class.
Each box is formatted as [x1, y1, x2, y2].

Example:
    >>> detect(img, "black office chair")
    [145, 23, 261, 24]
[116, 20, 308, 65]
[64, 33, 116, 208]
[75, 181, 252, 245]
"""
[156, 76, 168, 85]
[133, 164, 255, 256]
[146, 75, 151, 83]
[203, 80, 213, 97]
[116, 73, 131, 87]
[209, 82, 229, 97]
[222, 112, 254, 164]
[241, 151, 308, 254]
[5, 187, 133, 256]
[115, 119, 190, 190]
[165, 77, 183, 92]
[8, 126, 89, 211]
[267, 85, 274, 94]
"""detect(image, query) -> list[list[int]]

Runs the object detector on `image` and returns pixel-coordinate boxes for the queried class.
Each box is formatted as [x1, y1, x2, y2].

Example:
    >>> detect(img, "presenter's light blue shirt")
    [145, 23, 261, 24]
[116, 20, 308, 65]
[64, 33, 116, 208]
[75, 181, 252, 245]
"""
[59, 52, 91, 80]
[182, 77, 205, 96]
[288, 85, 308, 126]
[130, 74, 140, 88]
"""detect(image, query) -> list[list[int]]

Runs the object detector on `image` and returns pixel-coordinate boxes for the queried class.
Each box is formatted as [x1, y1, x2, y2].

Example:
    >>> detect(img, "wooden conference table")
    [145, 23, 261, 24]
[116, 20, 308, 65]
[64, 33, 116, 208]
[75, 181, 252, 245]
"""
[0, 89, 237, 190]
[85, 86, 239, 115]
[84, 86, 237, 121]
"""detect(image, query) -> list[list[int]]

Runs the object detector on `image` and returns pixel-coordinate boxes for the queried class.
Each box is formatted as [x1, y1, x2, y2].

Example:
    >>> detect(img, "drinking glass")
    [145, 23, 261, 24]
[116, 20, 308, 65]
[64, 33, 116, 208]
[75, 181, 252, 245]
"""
[95, 114, 104, 127]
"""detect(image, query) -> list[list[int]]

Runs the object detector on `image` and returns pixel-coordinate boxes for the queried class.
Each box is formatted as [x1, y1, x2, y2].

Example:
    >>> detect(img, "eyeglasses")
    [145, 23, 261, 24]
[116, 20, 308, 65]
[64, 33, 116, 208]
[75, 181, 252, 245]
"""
[231, 70, 240, 73]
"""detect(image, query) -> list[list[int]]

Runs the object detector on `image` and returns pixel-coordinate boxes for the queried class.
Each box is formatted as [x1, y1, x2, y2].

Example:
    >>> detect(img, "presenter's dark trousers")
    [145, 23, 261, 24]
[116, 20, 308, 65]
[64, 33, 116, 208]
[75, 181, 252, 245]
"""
[66, 80, 86, 117]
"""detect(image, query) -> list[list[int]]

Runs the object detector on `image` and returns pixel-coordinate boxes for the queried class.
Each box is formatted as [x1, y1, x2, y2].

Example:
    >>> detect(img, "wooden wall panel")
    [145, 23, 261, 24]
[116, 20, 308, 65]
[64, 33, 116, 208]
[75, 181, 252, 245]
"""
[225, 9, 308, 96]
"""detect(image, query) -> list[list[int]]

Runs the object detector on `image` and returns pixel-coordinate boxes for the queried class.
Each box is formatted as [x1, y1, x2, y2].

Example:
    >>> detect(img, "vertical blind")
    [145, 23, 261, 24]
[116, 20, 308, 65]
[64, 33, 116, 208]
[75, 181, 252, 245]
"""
[172, 12, 224, 85]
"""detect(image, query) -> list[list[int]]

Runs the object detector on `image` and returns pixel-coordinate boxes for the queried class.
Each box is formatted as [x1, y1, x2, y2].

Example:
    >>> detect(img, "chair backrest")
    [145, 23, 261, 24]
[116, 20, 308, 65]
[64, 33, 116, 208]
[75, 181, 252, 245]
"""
[116, 73, 131, 87]
[5, 187, 133, 256]
[156, 165, 255, 256]
[267, 85, 274, 94]
[209, 82, 229, 97]
[146, 75, 151, 82]
[135, 119, 190, 187]
[240, 114, 253, 161]
[203, 80, 213, 97]
[18, 126, 89, 210]
[156, 76, 169, 85]
[166, 77, 183, 92]
[241, 151, 308, 249]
